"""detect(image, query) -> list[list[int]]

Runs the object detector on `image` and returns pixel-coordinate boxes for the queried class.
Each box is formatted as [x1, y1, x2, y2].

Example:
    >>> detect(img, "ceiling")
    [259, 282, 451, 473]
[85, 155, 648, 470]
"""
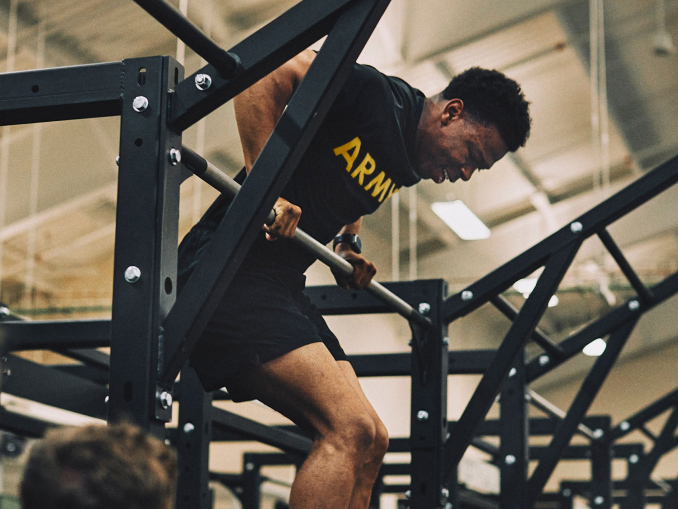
[0, 0, 677, 385]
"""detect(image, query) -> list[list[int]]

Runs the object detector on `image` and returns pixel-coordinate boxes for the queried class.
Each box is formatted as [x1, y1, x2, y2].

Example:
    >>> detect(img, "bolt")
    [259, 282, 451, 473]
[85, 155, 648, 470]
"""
[194, 73, 212, 90]
[570, 221, 583, 233]
[443, 337, 450, 346]
[245, 462, 255, 471]
[505, 454, 516, 465]
[629, 454, 639, 464]
[539, 355, 550, 366]
[628, 299, 640, 311]
[0, 306, 9, 316]
[593, 428, 604, 439]
[562, 488, 572, 497]
[124, 266, 141, 283]
[508, 367, 517, 378]
[444, 504, 453, 509]
[158, 391, 172, 409]
[440, 487, 450, 502]
[593, 495, 604, 505]
[116, 156, 120, 166]
[417, 410, 429, 421]
[183, 422, 195, 434]
[524, 393, 532, 402]
[105, 396, 109, 404]
[405, 490, 411, 500]
[620, 421, 630, 431]
[132, 96, 149, 112]
[461, 290, 473, 301]
[418, 302, 431, 315]
[169, 147, 181, 166]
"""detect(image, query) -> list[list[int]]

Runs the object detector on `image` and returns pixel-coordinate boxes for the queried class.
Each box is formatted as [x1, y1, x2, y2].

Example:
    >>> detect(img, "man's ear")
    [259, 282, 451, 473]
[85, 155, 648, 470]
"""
[442, 98, 464, 125]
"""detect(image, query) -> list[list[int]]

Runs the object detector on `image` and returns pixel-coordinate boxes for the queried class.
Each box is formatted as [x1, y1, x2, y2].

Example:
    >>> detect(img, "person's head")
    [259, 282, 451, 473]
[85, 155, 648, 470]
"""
[414, 67, 531, 184]
[20, 422, 177, 509]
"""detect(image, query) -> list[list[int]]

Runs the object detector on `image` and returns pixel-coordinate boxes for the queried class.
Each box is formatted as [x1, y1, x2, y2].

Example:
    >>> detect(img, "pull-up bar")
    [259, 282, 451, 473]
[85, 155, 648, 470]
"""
[181, 147, 432, 329]
[132, 0, 240, 76]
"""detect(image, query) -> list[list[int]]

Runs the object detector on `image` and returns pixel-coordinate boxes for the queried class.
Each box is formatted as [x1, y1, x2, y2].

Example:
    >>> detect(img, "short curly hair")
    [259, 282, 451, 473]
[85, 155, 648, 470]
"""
[442, 67, 531, 152]
[20, 422, 177, 509]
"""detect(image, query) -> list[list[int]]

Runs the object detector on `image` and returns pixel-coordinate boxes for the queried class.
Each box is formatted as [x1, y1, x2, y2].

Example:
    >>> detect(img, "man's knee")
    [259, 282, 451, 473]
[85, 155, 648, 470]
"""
[324, 411, 377, 460]
[372, 419, 389, 462]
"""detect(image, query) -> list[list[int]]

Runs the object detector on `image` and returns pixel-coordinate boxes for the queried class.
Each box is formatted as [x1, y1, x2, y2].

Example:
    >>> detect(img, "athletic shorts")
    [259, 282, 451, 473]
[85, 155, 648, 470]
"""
[184, 259, 347, 402]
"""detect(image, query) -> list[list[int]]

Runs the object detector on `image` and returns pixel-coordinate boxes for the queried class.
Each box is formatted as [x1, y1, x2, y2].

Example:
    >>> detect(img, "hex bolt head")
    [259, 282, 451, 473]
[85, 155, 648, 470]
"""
[628, 299, 640, 311]
[169, 147, 181, 166]
[562, 488, 572, 497]
[418, 302, 431, 315]
[570, 221, 583, 233]
[440, 487, 450, 502]
[183, 422, 195, 434]
[593, 496, 604, 505]
[405, 490, 411, 500]
[245, 462, 255, 471]
[132, 96, 149, 112]
[115, 156, 120, 166]
[417, 410, 429, 421]
[629, 454, 639, 464]
[443, 337, 450, 346]
[508, 367, 517, 378]
[593, 428, 604, 439]
[505, 454, 516, 465]
[444, 504, 453, 509]
[539, 355, 550, 366]
[620, 420, 630, 431]
[158, 391, 173, 409]
[461, 290, 473, 301]
[124, 266, 141, 283]
[195, 73, 212, 90]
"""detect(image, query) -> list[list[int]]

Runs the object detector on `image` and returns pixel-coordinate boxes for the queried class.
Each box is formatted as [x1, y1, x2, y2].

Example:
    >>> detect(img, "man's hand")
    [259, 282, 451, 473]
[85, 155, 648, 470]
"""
[332, 248, 377, 290]
[263, 198, 301, 241]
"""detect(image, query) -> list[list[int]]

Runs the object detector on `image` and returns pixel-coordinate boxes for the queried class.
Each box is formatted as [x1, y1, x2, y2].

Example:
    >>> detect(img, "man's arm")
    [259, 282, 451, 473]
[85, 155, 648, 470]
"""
[234, 49, 316, 240]
[332, 217, 377, 290]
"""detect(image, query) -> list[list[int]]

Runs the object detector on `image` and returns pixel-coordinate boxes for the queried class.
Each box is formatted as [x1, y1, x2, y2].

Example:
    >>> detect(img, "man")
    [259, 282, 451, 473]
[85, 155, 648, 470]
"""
[20, 422, 177, 509]
[178, 49, 530, 508]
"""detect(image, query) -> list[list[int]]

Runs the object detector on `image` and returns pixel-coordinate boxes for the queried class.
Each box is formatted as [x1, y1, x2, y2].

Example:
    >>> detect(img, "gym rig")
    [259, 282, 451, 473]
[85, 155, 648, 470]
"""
[0, 0, 677, 507]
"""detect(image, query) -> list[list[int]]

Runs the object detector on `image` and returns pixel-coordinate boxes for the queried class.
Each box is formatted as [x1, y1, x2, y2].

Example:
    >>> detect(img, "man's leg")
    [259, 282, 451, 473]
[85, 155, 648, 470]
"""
[241, 343, 380, 509]
[337, 361, 389, 509]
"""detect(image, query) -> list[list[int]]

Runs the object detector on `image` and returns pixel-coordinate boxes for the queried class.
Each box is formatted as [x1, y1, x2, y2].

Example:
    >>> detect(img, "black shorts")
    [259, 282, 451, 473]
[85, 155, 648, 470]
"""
[185, 260, 347, 401]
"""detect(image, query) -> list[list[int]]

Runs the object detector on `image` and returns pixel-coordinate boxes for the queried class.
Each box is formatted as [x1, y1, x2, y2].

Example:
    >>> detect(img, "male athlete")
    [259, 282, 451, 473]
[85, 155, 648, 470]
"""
[178, 49, 531, 508]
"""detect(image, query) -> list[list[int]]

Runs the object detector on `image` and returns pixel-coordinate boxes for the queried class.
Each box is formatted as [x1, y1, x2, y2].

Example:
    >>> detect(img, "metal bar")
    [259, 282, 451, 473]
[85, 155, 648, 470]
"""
[348, 349, 494, 377]
[525, 320, 637, 505]
[597, 228, 654, 303]
[0, 62, 123, 126]
[621, 407, 678, 509]
[443, 154, 678, 324]
[499, 353, 528, 507]
[0, 407, 58, 438]
[490, 295, 564, 359]
[444, 242, 580, 478]
[640, 425, 658, 442]
[0, 319, 110, 351]
[108, 56, 183, 435]
[611, 388, 678, 440]
[132, 0, 239, 76]
[169, 0, 355, 130]
[182, 147, 431, 329]
[530, 442, 644, 461]
[159, 0, 391, 388]
[526, 271, 678, 382]
[590, 420, 613, 509]
[211, 407, 312, 456]
[527, 389, 597, 439]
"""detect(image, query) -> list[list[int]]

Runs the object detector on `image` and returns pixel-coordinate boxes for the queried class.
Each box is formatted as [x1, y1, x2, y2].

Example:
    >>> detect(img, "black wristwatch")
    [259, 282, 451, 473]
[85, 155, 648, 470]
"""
[333, 233, 362, 254]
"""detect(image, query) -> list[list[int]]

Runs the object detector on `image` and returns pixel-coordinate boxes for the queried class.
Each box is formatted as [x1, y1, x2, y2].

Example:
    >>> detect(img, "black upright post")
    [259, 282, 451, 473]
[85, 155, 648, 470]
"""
[409, 280, 449, 509]
[590, 417, 612, 509]
[109, 56, 184, 438]
[241, 453, 263, 509]
[176, 367, 214, 509]
[499, 351, 528, 508]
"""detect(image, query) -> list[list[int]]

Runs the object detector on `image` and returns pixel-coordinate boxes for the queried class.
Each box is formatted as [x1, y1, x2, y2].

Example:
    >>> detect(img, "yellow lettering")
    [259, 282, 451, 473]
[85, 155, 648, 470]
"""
[385, 185, 400, 202]
[364, 171, 392, 202]
[333, 137, 362, 172]
[351, 153, 376, 185]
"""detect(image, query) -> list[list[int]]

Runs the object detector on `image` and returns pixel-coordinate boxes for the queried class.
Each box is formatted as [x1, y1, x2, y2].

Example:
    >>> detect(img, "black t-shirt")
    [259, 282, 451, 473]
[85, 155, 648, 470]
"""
[180, 63, 425, 274]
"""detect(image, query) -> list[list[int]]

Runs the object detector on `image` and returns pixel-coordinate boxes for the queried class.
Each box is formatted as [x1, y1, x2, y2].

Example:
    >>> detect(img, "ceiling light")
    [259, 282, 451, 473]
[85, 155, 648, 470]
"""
[431, 201, 490, 240]
[583, 338, 607, 357]
[548, 295, 559, 307]
[513, 278, 537, 298]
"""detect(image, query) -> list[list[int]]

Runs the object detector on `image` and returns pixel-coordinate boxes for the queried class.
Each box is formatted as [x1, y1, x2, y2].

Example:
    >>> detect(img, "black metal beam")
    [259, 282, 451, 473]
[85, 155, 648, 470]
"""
[0, 319, 110, 352]
[444, 242, 580, 479]
[525, 321, 637, 505]
[443, 154, 678, 324]
[169, 0, 356, 130]
[159, 0, 391, 387]
[347, 349, 494, 377]
[0, 407, 58, 438]
[0, 62, 123, 126]
[610, 387, 678, 440]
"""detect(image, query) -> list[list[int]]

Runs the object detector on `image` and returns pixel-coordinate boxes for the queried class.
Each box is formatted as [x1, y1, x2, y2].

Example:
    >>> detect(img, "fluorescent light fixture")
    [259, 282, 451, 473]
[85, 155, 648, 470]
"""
[431, 200, 490, 240]
[583, 338, 607, 357]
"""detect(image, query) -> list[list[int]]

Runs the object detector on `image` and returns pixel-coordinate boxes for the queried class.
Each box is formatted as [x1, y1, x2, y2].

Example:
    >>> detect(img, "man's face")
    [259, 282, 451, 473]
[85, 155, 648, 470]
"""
[415, 99, 508, 184]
